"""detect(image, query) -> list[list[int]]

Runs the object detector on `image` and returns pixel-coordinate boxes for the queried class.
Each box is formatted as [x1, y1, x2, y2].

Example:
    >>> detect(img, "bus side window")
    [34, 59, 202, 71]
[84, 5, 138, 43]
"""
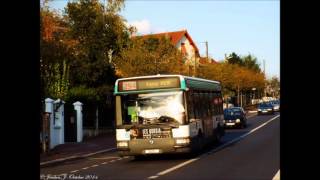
[194, 92, 200, 119]
[187, 91, 195, 120]
[213, 93, 218, 115]
[203, 92, 209, 117]
[207, 92, 212, 117]
[218, 93, 223, 114]
[210, 92, 214, 116]
[200, 92, 206, 119]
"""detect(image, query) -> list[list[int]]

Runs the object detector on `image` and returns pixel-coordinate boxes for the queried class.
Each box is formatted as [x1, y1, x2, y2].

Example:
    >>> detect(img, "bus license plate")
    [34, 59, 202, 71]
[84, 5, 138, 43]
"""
[144, 149, 160, 154]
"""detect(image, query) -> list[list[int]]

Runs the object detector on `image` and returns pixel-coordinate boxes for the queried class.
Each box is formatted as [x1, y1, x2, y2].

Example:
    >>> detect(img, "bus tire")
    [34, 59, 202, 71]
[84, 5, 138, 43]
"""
[193, 130, 204, 154]
[214, 126, 222, 144]
[134, 155, 145, 160]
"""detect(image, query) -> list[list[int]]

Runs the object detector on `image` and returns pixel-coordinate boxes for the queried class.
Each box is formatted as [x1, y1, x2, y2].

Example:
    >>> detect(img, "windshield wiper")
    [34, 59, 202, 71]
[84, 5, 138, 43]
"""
[152, 122, 179, 128]
[156, 116, 179, 127]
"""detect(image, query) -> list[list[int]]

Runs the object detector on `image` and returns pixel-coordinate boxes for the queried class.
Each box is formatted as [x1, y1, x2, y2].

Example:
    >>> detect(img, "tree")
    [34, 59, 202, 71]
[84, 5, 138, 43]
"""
[226, 52, 243, 65]
[64, 0, 131, 98]
[197, 60, 265, 106]
[266, 76, 280, 97]
[40, 2, 72, 99]
[242, 54, 261, 72]
[114, 37, 189, 77]
[226, 52, 261, 72]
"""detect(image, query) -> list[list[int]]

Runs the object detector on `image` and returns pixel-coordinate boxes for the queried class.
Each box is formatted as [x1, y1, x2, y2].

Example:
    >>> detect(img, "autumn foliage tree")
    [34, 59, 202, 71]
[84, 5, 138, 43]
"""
[40, 2, 72, 99]
[198, 58, 265, 106]
[114, 36, 189, 77]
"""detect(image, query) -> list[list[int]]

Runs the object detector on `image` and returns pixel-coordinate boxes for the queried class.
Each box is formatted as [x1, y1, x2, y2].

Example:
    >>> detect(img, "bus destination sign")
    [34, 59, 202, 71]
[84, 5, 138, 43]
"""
[119, 77, 180, 91]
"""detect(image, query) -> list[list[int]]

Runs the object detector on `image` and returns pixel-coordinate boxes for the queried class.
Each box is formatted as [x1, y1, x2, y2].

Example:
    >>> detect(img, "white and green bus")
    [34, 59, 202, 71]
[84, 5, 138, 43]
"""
[114, 74, 224, 156]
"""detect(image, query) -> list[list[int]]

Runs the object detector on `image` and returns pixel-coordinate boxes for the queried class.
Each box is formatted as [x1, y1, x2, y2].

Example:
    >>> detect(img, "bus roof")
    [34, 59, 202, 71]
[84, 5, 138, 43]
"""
[114, 74, 221, 94]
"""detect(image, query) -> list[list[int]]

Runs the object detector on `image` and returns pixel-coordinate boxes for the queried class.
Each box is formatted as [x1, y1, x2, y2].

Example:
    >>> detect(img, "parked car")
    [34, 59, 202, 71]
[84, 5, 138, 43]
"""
[223, 107, 247, 128]
[257, 103, 274, 115]
[270, 100, 280, 112]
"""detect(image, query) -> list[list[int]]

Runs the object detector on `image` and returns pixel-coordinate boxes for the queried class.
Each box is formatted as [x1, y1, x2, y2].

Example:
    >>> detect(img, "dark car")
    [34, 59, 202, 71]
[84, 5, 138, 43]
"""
[257, 102, 274, 115]
[223, 107, 247, 128]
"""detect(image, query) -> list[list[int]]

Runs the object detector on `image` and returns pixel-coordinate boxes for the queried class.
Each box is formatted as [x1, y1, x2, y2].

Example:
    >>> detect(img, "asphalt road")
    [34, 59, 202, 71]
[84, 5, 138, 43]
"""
[40, 112, 280, 180]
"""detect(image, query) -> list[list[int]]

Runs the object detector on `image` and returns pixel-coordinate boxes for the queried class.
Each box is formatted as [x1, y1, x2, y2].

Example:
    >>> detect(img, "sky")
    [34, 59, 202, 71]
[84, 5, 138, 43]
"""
[48, 0, 280, 79]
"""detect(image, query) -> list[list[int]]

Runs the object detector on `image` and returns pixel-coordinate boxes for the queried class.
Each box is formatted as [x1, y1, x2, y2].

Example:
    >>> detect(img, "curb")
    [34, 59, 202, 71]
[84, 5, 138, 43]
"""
[40, 147, 116, 167]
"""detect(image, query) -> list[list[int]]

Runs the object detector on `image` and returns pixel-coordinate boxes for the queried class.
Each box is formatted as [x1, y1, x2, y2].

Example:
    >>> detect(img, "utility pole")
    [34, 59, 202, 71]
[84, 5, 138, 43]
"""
[205, 41, 209, 62]
[263, 59, 265, 75]
[263, 60, 267, 97]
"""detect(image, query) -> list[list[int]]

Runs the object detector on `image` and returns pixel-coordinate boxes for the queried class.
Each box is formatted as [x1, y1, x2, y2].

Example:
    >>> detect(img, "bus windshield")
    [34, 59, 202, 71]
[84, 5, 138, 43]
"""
[120, 91, 185, 126]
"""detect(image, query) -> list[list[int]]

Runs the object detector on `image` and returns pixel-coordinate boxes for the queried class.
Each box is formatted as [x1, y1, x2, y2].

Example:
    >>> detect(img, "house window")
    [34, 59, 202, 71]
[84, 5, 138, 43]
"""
[181, 43, 188, 56]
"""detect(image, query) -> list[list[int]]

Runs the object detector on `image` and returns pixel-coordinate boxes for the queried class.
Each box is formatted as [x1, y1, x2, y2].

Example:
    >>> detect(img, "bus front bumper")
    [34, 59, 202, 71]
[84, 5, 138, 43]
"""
[117, 138, 192, 156]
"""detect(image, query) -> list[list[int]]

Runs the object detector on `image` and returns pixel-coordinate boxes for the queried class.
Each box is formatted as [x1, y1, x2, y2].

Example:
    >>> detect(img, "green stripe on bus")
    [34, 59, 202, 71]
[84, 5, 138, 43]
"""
[114, 85, 118, 93]
[180, 79, 186, 90]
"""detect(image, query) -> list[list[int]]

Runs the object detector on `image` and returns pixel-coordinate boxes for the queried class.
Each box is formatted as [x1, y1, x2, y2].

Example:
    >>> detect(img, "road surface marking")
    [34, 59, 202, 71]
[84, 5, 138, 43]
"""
[148, 115, 280, 179]
[148, 176, 159, 179]
[117, 158, 123, 160]
[82, 167, 89, 170]
[156, 158, 199, 176]
[70, 170, 79, 173]
[273, 170, 280, 180]
[91, 164, 99, 168]
[40, 148, 116, 166]
[110, 160, 116, 163]
[101, 162, 109, 165]
[90, 156, 119, 160]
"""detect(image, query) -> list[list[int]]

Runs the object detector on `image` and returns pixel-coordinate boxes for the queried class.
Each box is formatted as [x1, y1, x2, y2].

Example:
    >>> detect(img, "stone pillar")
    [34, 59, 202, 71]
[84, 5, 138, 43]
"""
[53, 99, 65, 146]
[45, 98, 54, 149]
[73, 101, 83, 142]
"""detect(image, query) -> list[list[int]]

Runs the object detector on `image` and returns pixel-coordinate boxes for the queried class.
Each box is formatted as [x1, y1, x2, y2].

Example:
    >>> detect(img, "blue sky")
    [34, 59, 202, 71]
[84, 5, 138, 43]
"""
[48, 0, 280, 79]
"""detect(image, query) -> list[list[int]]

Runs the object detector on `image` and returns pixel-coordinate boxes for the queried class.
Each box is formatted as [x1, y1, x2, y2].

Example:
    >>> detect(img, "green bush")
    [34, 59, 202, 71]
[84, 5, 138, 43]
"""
[65, 86, 99, 104]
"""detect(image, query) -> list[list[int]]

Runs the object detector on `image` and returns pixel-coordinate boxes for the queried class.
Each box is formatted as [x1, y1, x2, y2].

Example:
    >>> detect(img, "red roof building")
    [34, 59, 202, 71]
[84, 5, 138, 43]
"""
[133, 30, 200, 65]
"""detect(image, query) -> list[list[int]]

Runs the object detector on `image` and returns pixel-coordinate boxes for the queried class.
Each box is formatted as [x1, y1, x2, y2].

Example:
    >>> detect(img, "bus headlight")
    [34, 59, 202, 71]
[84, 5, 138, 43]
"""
[175, 138, 190, 144]
[172, 125, 190, 138]
[236, 119, 240, 123]
[117, 141, 128, 148]
[116, 129, 130, 141]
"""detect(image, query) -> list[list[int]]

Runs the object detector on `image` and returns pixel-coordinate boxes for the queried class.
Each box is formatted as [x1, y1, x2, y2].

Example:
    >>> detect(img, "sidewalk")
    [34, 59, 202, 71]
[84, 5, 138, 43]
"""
[40, 132, 116, 166]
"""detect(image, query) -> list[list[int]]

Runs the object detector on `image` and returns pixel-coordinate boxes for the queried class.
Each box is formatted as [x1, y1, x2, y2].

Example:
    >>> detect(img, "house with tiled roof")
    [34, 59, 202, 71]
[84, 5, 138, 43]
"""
[133, 29, 201, 67]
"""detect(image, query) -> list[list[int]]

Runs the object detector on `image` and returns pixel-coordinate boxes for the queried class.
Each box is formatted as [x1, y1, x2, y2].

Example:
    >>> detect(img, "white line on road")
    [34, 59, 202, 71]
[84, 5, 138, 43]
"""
[82, 167, 89, 170]
[148, 115, 280, 179]
[91, 164, 99, 168]
[40, 148, 116, 166]
[110, 160, 116, 163]
[70, 170, 79, 173]
[148, 176, 159, 179]
[273, 170, 280, 180]
[156, 158, 199, 176]
[90, 156, 119, 160]
[101, 162, 109, 165]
